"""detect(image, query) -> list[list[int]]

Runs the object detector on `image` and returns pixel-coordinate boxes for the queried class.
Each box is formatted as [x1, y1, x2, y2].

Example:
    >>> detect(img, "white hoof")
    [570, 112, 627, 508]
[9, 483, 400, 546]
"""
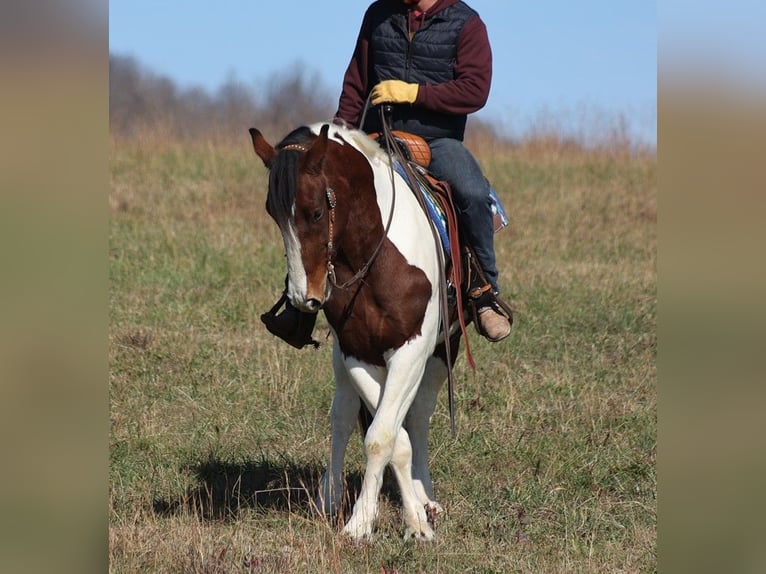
[402, 504, 436, 542]
[342, 517, 374, 542]
[424, 501, 443, 531]
[404, 524, 435, 542]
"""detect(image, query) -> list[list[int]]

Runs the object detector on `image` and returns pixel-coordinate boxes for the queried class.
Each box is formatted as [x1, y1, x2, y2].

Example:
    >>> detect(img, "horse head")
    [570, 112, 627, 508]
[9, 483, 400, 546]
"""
[250, 124, 336, 313]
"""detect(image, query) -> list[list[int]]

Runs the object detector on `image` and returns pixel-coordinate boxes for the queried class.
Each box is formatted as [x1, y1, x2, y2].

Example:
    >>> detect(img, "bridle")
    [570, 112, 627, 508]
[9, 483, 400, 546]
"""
[279, 133, 397, 291]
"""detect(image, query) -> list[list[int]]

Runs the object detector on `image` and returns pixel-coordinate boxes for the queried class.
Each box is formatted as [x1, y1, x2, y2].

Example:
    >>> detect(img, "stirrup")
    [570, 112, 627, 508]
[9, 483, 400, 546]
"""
[462, 247, 513, 338]
[467, 283, 514, 339]
[260, 292, 320, 349]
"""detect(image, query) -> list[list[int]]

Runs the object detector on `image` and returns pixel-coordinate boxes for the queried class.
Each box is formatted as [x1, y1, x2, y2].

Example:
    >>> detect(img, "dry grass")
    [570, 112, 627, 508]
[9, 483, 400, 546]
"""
[110, 129, 656, 572]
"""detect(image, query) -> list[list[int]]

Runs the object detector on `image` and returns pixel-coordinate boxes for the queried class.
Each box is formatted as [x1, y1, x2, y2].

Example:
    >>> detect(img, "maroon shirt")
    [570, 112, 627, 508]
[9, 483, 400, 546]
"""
[335, 0, 493, 128]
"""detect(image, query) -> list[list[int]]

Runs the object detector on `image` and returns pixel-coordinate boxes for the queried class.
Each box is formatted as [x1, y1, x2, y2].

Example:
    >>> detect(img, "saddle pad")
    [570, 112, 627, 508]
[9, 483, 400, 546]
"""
[490, 185, 510, 232]
[393, 160, 451, 254]
[392, 160, 510, 258]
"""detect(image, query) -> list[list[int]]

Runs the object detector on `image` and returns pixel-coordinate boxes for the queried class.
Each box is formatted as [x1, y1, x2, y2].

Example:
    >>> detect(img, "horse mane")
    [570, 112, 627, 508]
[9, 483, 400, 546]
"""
[329, 124, 389, 165]
[267, 123, 389, 224]
[266, 126, 315, 225]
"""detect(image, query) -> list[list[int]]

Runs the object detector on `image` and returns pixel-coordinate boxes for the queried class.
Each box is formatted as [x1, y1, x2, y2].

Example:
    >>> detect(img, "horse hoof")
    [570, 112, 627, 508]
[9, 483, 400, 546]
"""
[342, 520, 374, 543]
[424, 501, 443, 529]
[404, 526, 435, 542]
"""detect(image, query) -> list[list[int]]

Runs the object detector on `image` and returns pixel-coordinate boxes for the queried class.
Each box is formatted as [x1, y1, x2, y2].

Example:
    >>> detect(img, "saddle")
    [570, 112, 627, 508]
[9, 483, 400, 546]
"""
[372, 130, 433, 168]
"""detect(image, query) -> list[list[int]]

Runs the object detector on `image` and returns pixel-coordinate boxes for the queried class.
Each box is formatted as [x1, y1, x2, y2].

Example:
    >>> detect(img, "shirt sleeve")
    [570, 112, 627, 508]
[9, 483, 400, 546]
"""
[414, 16, 492, 115]
[335, 10, 373, 127]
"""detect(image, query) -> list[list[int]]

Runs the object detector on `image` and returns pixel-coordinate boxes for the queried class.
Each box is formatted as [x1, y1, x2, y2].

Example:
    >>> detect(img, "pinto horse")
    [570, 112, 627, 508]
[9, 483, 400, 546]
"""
[249, 122, 460, 541]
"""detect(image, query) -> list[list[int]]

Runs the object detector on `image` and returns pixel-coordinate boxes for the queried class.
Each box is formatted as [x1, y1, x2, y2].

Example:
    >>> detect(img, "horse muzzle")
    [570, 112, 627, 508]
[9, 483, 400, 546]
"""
[286, 272, 331, 313]
[297, 297, 324, 313]
[288, 287, 327, 313]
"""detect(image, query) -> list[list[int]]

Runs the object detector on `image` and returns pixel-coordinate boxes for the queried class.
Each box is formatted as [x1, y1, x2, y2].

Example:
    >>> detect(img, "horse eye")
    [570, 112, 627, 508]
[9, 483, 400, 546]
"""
[312, 208, 324, 222]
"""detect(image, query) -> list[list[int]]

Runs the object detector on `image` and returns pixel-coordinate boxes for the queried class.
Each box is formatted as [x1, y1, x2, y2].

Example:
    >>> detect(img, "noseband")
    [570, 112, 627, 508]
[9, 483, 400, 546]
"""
[278, 142, 396, 291]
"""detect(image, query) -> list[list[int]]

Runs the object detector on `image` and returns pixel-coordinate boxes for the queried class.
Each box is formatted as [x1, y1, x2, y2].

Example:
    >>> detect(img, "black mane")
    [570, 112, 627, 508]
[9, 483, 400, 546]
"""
[266, 126, 316, 225]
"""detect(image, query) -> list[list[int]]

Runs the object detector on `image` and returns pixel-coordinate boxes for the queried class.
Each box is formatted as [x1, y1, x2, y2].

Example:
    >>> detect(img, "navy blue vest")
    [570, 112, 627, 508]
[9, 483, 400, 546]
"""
[363, 1, 477, 141]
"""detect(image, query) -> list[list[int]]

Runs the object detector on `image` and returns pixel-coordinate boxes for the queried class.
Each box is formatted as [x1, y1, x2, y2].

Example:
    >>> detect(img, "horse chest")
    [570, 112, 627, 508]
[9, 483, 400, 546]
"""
[325, 269, 432, 366]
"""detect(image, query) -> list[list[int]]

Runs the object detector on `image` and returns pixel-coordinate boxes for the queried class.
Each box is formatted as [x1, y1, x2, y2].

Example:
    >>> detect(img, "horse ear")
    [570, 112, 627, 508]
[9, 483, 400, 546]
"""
[302, 124, 330, 176]
[249, 128, 275, 168]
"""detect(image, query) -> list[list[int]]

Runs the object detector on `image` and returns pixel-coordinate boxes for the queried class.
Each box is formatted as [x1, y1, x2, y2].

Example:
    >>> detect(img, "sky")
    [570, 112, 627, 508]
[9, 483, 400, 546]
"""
[109, 1, 657, 146]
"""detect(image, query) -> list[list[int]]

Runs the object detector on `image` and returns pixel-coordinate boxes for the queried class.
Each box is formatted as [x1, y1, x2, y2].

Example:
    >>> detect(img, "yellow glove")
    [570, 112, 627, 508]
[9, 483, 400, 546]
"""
[370, 80, 419, 105]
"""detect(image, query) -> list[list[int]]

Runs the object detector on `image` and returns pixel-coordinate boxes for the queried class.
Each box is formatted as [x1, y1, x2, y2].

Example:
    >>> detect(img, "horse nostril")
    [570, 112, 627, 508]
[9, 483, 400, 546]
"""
[306, 298, 323, 312]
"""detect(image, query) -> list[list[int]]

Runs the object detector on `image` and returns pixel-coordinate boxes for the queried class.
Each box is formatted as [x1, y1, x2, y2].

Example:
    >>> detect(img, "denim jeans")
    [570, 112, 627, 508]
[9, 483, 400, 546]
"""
[428, 138, 499, 293]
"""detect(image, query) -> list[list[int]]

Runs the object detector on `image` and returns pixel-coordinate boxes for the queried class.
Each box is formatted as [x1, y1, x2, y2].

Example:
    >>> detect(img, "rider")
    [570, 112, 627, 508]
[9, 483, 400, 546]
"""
[262, 0, 511, 347]
[334, 0, 511, 342]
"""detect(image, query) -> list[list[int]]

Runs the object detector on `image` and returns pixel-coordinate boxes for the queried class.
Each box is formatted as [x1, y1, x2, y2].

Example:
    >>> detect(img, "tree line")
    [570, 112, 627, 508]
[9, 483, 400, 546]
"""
[109, 53, 504, 147]
[109, 54, 337, 143]
[110, 53, 652, 155]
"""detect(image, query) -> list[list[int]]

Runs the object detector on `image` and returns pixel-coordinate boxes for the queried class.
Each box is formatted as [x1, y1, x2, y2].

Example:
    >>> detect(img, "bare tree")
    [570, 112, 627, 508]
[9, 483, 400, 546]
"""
[109, 54, 334, 143]
[259, 62, 334, 138]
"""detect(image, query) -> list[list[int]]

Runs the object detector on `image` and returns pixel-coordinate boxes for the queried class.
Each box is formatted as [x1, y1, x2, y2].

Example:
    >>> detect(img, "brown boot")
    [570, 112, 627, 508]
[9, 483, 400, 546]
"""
[477, 303, 512, 342]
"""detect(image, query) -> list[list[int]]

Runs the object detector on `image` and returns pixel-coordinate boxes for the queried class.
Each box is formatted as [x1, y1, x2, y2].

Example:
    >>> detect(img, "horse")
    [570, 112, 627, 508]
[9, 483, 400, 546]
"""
[249, 121, 461, 541]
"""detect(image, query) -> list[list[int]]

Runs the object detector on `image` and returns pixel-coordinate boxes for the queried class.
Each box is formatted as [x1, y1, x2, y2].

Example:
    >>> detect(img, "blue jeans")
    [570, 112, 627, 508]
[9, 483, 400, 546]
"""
[428, 138, 499, 293]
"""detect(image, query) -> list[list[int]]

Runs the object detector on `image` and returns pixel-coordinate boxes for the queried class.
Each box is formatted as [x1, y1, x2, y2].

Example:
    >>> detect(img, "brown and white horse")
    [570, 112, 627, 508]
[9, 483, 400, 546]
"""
[249, 122, 458, 541]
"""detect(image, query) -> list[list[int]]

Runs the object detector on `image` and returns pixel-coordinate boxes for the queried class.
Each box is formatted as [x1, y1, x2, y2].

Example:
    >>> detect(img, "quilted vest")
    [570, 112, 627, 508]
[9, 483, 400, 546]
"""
[362, 1, 477, 141]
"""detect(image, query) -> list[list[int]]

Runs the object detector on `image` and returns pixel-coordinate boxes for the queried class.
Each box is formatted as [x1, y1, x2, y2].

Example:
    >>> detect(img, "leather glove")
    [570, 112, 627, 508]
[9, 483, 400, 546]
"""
[370, 80, 419, 105]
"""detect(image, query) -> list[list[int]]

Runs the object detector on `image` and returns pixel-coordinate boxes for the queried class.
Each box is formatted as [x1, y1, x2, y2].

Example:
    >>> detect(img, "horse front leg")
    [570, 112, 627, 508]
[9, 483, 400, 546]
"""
[389, 426, 436, 540]
[342, 350, 432, 541]
[317, 343, 360, 517]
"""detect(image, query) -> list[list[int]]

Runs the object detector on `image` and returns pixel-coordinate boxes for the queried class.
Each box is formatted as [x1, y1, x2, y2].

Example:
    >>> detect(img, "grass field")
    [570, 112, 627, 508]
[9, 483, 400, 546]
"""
[109, 132, 656, 573]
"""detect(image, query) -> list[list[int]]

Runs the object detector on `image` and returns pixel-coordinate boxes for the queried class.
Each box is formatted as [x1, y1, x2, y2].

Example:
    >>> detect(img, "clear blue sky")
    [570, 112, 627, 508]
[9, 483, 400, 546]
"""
[109, 1, 657, 146]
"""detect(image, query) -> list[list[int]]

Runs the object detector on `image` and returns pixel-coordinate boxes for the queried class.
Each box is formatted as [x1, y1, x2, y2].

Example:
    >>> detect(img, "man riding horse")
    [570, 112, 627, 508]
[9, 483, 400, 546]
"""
[266, 0, 512, 345]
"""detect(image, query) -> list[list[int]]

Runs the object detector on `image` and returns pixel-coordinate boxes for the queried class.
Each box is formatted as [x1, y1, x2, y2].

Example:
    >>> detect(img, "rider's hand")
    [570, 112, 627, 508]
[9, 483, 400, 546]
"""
[370, 80, 419, 105]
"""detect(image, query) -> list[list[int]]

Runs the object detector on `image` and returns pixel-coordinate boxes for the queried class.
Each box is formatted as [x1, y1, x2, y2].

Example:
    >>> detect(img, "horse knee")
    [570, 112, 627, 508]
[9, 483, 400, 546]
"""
[364, 428, 396, 462]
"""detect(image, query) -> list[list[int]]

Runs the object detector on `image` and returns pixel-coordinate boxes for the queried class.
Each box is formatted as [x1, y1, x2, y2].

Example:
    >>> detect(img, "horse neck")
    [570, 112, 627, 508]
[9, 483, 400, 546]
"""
[327, 149, 391, 275]
[335, 184, 388, 273]
[325, 131, 437, 282]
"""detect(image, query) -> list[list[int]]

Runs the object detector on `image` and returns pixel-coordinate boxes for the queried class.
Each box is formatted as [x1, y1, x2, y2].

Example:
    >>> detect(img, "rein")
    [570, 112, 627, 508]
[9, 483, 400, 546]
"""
[377, 106, 466, 438]
[327, 173, 396, 291]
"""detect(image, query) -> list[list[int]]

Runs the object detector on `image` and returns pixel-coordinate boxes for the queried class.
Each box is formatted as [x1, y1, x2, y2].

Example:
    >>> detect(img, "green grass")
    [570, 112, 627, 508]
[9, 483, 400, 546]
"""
[110, 136, 656, 573]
